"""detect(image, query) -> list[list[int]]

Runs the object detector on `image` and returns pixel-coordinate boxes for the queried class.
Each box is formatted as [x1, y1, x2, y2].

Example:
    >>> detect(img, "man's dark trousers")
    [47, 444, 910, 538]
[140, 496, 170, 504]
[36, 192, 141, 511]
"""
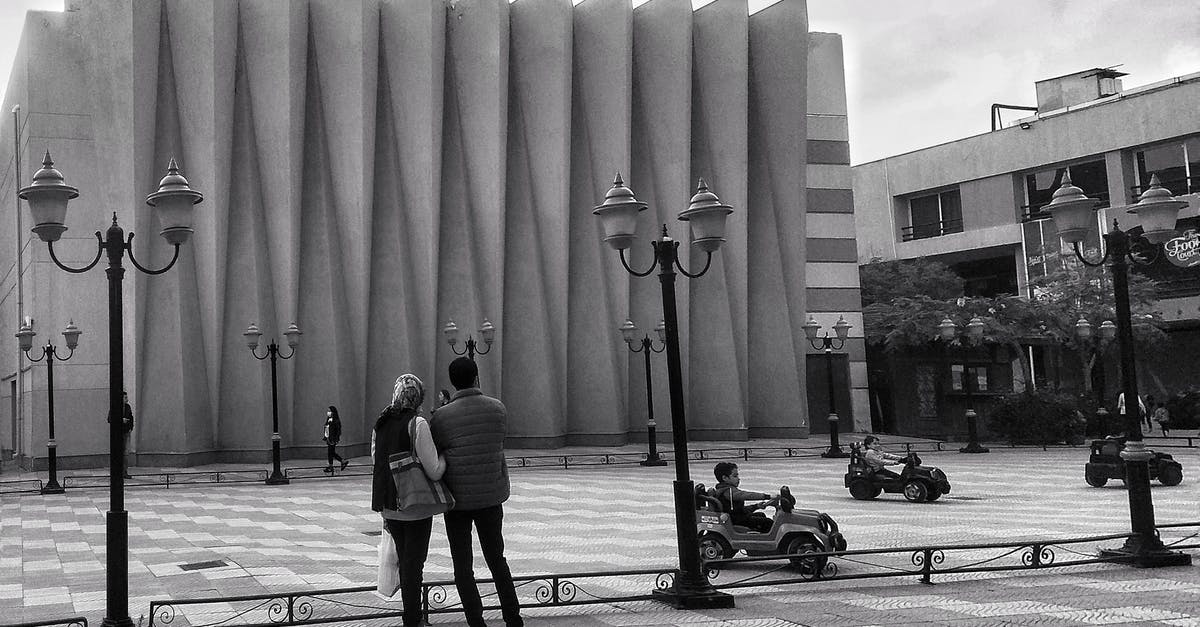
[444, 504, 523, 627]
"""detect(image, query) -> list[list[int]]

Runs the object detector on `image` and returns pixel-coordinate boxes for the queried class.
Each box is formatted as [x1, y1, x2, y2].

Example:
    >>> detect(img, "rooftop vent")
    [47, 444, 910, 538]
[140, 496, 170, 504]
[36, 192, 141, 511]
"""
[1035, 67, 1127, 111]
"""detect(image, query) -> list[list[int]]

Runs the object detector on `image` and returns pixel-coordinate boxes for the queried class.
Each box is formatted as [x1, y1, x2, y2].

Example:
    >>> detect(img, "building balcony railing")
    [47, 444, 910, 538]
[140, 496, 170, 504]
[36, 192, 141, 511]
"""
[1021, 191, 1111, 223]
[901, 218, 963, 242]
[1131, 175, 1200, 199]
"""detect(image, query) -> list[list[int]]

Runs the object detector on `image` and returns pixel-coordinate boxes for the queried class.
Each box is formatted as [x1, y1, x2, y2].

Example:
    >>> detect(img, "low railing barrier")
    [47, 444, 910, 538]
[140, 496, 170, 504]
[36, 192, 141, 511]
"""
[0, 617, 88, 627]
[144, 524, 1199, 626]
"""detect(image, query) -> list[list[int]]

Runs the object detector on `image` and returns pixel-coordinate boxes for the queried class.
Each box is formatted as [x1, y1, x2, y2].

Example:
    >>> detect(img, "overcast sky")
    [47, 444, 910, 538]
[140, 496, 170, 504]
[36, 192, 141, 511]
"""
[0, 0, 1196, 165]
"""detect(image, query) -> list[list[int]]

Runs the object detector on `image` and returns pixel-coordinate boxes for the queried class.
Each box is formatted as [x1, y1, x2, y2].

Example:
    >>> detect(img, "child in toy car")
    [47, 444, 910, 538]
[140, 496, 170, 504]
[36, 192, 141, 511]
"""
[713, 461, 795, 533]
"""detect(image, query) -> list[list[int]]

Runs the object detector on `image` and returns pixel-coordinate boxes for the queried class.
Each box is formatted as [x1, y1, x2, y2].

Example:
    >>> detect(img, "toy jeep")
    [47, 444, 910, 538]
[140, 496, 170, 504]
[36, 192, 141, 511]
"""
[845, 443, 951, 502]
[1085, 436, 1183, 487]
[694, 484, 847, 575]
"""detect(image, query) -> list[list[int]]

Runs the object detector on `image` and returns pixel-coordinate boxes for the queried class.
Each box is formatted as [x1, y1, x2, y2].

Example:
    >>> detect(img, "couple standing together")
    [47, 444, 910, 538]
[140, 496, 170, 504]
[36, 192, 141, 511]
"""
[371, 357, 522, 627]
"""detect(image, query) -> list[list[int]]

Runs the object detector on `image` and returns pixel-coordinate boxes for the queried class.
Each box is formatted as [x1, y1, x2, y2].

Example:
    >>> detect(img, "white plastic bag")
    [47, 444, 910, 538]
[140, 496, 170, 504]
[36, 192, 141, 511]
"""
[375, 529, 401, 600]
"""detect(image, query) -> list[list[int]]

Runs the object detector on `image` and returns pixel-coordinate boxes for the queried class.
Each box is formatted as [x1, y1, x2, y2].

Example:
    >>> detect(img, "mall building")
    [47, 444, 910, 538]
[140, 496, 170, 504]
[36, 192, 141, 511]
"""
[0, 0, 865, 469]
[854, 67, 1200, 438]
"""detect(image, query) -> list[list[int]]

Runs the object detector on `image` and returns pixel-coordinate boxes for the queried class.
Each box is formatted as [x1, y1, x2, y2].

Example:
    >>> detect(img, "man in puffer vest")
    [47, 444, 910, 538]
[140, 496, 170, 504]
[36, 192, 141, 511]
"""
[430, 357, 523, 627]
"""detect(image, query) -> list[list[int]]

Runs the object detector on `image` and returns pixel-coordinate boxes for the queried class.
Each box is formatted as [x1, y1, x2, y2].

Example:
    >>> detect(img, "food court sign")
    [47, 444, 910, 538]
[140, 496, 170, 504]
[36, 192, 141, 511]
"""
[1164, 229, 1200, 268]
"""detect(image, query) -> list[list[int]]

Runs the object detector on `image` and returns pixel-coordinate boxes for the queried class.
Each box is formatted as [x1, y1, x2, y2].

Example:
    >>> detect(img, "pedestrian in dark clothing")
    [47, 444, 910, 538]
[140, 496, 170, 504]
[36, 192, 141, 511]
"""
[371, 374, 445, 627]
[324, 405, 348, 473]
[430, 357, 523, 627]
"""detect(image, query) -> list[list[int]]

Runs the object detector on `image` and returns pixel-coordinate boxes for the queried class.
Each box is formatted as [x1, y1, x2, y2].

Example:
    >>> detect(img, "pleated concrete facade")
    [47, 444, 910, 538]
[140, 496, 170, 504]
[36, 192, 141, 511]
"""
[0, 0, 865, 468]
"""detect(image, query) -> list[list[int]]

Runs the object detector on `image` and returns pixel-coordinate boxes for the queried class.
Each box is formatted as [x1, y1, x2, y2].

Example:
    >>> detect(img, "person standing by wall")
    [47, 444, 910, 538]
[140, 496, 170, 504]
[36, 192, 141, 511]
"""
[430, 357, 523, 627]
[324, 405, 348, 473]
[371, 374, 446, 627]
[122, 391, 134, 479]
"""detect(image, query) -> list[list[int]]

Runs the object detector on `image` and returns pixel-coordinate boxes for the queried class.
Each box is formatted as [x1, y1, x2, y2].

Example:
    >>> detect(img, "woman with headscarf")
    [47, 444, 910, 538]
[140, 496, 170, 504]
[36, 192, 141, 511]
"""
[371, 374, 446, 627]
[323, 405, 348, 473]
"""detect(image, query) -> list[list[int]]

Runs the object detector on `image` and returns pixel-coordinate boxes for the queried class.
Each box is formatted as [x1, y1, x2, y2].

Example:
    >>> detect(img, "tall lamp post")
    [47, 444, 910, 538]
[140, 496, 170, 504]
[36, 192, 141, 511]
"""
[937, 316, 990, 453]
[1076, 318, 1117, 436]
[620, 318, 669, 467]
[802, 315, 852, 458]
[19, 152, 202, 627]
[594, 174, 734, 609]
[243, 322, 302, 486]
[1045, 172, 1190, 567]
[444, 319, 495, 362]
[15, 317, 81, 495]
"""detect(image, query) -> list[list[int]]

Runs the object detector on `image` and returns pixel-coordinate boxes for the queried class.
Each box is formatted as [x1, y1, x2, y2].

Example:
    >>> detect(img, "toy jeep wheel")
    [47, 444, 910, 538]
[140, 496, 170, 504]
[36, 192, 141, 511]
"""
[785, 537, 826, 576]
[903, 480, 928, 502]
[849, 480, 880, 500]
[1159, 464, 1183, 487]
[698, 533, 732, 561]
[1085, 472, 1108, 487]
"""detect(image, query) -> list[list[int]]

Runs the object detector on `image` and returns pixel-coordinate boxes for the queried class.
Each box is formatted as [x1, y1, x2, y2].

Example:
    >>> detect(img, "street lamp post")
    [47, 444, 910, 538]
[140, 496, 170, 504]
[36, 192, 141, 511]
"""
[802, 315, 852, 458]
[620, 318, 669, 467]
[594, 174, 734, 609]
[1076, 318, 1117, 436]
[1045, 172, 1190, 567]
[19, 152, 202, 627]
[444, 319, 495, 362]
[15, 318, 81, 495]
[937, 316, 990, 453]
[243, 322, 302, 486]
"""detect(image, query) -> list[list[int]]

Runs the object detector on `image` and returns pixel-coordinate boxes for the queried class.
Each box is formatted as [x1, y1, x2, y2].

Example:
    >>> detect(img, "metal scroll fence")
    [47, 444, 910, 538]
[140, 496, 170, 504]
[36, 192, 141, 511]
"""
[144, 523, 1200, 627]
[0, 618, 88, 627]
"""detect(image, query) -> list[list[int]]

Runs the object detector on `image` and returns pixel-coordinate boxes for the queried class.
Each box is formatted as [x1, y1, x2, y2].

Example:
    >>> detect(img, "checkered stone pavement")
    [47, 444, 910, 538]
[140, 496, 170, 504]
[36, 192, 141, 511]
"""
[3, 446, 1200, 625]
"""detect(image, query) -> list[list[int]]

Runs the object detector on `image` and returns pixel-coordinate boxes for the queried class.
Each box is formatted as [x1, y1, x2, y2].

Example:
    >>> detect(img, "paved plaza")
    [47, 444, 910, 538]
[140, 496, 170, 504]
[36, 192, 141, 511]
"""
[2, 439, 1200, 626]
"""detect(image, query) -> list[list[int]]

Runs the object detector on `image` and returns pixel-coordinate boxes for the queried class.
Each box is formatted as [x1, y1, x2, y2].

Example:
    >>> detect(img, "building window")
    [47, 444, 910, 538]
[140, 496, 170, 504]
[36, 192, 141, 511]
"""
[950, 364, 988, 392]
[1134, 136, 1200, 197]
[1022, 159, 1110, 222]
[902, 188, 962, 241]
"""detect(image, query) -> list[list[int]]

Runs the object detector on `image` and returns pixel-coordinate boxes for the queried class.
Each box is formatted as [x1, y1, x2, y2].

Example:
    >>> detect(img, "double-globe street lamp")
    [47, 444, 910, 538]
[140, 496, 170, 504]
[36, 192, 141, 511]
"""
[19, 152, 203, 627]
[243, 322, 302, 486]
[594, 174, 734, 609]
[1045, 171, 1190, 567]
[802, 315, 852, 458]
[1075, 317, 1117, 436]
[15, 317, 81, 495]
[937, 316, 990, 453]
[444, 318, 495, 362]
[620, 318, 669, 467]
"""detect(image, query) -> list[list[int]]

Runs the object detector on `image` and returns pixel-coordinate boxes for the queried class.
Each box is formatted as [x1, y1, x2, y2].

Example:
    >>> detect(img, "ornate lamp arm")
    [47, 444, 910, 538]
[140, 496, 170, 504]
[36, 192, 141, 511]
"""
[449, 340, 470, 357]
[46, 232, 104, 274]
[1071, 241, 1110, 268]
[125, 232, 181, 275]
[249, 345, 271, 361]
[650, 338, 667, 353]
[277, 344, 297, 360]
[676, 249, 713, 279]
[619, 246, 659, 277]
[55, 346, 76, 362]
[23, 345, 49, 363]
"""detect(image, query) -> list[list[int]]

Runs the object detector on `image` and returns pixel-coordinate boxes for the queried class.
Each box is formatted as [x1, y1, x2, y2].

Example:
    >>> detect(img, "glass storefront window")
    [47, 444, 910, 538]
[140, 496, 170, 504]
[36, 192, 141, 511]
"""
[1135, 135, 1200, 196]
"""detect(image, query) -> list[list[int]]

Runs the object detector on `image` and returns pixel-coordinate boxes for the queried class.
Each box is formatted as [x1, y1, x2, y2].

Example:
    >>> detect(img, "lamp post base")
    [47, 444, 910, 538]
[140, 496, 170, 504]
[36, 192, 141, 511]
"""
[100, 617, 136, 627]
[265, 472, 290, 486]
[652, 585, 735, 609]
[641, 456, 669, 467]
[41, 482, 65, 495]
[959, 442, 990, 454]
[821, 446, 849, 459]
[1099, 546, 1192, 568]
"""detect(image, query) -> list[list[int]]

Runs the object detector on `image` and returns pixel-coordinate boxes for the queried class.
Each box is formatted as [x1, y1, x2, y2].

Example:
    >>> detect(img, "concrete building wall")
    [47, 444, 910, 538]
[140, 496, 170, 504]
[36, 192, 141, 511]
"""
[0, 0, 863, 468]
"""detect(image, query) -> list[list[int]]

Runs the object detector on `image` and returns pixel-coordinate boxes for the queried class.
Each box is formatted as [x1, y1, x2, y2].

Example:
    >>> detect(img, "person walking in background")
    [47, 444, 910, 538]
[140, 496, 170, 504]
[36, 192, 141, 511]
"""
[324, 405, 348, 473]
[1153, 401, 1171, 437]
[1117, 392, 1148, 433]
[122, 391, 134, 479]
[431, 357, 523, 627]
[438, 389, 452, 408]
[371, 374, 446, 627]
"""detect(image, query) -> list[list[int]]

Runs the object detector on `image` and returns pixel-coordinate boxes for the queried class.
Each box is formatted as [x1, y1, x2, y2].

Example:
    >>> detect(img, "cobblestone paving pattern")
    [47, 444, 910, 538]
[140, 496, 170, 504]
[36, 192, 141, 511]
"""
[2, 447, 1200, 625]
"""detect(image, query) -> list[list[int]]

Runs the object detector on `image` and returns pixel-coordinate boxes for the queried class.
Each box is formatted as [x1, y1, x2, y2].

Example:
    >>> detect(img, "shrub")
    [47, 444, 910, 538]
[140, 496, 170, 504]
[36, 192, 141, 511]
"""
[1164, 393, 1200, 430]
[986, 389, 1085, 446]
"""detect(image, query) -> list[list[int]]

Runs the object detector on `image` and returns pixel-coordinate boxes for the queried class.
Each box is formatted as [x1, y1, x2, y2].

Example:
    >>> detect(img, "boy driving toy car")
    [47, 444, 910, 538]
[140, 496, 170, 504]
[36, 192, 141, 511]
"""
[713, 461, 795, 533]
